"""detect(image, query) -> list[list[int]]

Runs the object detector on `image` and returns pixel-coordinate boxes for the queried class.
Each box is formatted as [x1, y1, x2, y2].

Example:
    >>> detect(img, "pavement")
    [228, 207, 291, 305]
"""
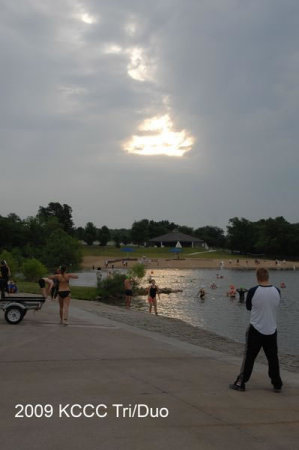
[1, 299, 298, 450]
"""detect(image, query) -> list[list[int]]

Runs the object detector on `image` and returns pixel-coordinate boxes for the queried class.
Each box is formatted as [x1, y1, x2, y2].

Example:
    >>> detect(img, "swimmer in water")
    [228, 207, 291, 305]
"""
[147, 279, 160, 315]
[197, 288, 206, 299]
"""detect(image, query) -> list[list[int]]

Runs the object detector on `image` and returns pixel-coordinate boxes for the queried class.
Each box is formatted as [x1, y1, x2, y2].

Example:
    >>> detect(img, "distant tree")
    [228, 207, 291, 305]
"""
[194, 226, 226, 248]
[0, 214, 27, 250]
[227, 218, 258, 253]
[254, 217, 291, 256]
[148, 220, 176, 239]
[84, 222, 98, 245]
[131, 219, 150, 245]
[38, 202, 74, 234]
[178, 225, 194, 236]
[98, 226, 111, 246]
[41, 229, 82, 269]
[75, 226, 85, 241]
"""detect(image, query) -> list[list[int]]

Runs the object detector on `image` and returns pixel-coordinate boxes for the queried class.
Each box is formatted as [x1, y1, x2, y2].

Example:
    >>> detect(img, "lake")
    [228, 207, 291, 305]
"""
[72, 268, 299, 355]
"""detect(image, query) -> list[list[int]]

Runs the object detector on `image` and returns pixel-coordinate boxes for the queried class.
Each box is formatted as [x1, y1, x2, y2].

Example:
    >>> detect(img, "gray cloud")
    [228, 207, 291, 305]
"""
[1, 0, 299, 230]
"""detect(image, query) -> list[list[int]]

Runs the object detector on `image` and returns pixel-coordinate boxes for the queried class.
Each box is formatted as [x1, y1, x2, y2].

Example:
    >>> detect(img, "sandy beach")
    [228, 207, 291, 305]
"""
[82, 256, 299, 271]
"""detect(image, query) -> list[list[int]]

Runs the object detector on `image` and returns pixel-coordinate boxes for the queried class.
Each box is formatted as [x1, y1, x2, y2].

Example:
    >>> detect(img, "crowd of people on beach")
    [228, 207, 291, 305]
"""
[1, 258, 285, 393]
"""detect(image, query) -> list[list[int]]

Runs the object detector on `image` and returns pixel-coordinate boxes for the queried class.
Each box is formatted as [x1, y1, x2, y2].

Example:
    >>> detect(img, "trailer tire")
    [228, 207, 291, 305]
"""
[5, 306, 24, 324]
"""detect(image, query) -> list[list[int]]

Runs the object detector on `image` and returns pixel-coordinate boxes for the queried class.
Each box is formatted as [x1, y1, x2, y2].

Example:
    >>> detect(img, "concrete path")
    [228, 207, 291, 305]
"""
[1, 300, 298, 450]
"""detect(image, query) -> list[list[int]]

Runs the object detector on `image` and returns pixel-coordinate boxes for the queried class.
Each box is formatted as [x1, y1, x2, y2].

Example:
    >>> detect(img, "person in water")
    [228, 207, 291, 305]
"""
[50, 265, 78, 325]
[198, 288, 206, 299]
[147, 279, 160, 315]
[124, 277, 133, 309]
[236, 287, 248, 303]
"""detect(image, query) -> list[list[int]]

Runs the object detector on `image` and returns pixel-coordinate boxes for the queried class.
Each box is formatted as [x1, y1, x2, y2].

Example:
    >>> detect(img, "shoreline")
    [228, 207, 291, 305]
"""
[74, 298, 299, 373]
[82, 256, 299, 271]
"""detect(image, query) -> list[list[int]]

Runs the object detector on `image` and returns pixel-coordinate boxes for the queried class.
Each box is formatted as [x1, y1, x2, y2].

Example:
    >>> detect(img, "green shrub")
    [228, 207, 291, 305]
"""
[21, 258, 47, 282]
[97, 273, 127, 300]
[128, 263, 145, 280]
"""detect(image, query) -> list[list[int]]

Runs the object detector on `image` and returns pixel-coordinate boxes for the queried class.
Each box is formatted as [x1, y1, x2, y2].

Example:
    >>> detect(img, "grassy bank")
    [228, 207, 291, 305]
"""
[17, 281, 98, 301]
[81, 246, 240, 260]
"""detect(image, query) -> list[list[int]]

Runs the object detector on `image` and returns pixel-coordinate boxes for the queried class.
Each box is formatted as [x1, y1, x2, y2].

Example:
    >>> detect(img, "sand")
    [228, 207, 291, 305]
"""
[82, 255, 299, 271]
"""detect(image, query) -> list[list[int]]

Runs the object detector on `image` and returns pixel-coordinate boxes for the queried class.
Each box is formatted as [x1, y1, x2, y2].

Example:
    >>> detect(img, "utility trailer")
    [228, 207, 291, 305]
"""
[0, 294, 46, 324]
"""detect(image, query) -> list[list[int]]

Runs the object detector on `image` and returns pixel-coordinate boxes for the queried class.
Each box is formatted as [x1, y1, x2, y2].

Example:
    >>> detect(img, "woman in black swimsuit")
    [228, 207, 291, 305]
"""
[147, 279, 160, 315]
[50, 265, 78, 325]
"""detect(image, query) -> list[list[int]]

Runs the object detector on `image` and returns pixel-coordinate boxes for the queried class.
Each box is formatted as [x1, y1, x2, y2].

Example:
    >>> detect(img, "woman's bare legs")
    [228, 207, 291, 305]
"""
[58, 296, 71, 324]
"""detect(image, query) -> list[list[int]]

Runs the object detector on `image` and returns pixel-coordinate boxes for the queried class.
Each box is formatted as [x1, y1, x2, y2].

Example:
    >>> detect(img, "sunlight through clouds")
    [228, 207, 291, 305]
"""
[127, 47, 154, 82]
[81, 13, 95, 24]
[124, 115, 195, 157]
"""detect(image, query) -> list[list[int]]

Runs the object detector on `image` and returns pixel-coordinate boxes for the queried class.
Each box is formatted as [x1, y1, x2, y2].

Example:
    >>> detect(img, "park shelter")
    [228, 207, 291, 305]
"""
[149, 231, 205, 248]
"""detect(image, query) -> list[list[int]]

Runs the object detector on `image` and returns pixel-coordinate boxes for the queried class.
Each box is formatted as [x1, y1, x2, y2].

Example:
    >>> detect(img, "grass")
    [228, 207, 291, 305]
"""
[17, 281, 98, 301]
[81, 246, 248, 260]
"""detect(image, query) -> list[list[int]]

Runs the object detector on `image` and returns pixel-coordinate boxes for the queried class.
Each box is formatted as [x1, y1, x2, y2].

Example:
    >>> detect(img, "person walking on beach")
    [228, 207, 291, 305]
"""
[230, 268, 283, 392]
[124, 277, 133, 309]
[147, 279, 160, 315]
[50, 265, 78, 325]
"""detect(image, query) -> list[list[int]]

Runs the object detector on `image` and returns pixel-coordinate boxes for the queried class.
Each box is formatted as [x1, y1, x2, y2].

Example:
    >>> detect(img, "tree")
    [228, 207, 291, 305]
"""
[38, 202, 74, 234]
[98, 226, 111, 246]
[41, 229, 82, 269]
[194, 226, 226, 248]
[178, 225, 194, 236]
[74, 226, 85, 241]
[227, 218, 258, 253]
[0, 214, 27, 250]
[131, 219, 149, 245]
[84, 222, 98, 245]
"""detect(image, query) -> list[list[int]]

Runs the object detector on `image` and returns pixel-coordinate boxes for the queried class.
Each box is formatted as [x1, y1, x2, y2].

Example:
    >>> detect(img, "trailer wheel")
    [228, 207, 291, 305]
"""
[5, 306, 24, 324]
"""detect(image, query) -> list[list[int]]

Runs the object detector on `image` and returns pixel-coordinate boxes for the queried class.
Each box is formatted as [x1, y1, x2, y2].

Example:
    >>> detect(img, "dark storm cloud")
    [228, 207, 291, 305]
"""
[0, 0, 298, 229]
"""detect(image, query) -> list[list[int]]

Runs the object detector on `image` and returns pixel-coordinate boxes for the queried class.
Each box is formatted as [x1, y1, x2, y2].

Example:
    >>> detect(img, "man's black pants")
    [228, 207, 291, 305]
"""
[238, 324, 282, 388]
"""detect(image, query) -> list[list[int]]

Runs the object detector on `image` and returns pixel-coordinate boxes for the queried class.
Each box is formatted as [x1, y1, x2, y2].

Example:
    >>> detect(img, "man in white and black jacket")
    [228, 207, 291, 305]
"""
[230, 267, 283, 392]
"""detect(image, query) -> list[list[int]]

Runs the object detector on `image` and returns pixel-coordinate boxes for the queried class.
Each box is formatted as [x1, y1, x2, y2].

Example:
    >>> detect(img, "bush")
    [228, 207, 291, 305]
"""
[97, 273, 127, 300]
[41, 229, 82, 270]
[128, 263, 145, 280]
[21, 258, 47, 282]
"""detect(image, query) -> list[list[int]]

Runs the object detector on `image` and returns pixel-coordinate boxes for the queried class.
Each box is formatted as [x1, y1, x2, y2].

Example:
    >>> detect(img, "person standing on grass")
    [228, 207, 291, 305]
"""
[147, 279, 160, 315]
[230, 268, 283, 393]
[50, 265, 78, 326]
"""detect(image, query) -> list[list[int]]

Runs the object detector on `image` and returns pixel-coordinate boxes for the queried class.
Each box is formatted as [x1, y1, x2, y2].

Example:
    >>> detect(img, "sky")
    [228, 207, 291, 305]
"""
[1, 0, 299, 231]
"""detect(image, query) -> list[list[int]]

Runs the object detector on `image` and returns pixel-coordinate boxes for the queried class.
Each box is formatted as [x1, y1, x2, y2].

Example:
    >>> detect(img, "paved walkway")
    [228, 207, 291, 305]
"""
[1, 300, 298, 450]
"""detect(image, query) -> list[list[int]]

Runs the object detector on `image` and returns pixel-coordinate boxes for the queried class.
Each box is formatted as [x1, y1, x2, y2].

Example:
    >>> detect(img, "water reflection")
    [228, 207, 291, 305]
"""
[72, 268, 299, 355]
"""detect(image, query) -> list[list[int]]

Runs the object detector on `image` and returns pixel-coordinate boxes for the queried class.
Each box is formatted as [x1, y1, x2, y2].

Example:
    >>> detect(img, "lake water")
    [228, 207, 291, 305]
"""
[72, 269, 299, 355]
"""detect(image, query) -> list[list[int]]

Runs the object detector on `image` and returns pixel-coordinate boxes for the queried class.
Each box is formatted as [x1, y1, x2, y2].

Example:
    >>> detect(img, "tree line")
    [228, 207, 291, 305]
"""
[1, 203, 299, 274]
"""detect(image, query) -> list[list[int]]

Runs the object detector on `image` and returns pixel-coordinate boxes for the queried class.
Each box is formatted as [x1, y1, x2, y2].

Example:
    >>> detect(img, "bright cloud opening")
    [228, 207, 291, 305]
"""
[103, 44, 123, 55]
[81, 13, 95, 24]
[124, 115, 194, 157]
[125, 22, 137, 36]
[127, 47, 154, 82]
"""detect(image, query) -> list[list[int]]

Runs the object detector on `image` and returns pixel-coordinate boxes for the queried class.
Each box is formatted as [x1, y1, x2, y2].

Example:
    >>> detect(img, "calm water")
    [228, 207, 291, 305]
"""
[72, 269, 299, 355]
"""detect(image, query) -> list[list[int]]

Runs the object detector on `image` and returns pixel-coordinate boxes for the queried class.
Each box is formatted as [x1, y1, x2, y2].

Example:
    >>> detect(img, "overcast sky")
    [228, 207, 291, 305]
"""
[1, 0, 298, 230]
